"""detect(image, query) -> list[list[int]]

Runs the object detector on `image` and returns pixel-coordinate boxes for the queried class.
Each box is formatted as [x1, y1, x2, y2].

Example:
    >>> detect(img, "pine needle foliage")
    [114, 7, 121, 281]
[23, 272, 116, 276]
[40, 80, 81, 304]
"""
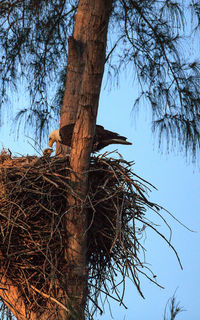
[0, 1, 200, 156]
[0, 0, 77, 142]
[163, 293, 185, 320]
[110, 0, 200, 160]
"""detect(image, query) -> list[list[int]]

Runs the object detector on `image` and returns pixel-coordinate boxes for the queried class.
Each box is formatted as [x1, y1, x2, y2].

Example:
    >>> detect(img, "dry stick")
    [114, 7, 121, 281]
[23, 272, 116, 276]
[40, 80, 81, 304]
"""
[30, 285, 70, 313]
[137, 217, 183, 269]
[0, 153, 184, 316]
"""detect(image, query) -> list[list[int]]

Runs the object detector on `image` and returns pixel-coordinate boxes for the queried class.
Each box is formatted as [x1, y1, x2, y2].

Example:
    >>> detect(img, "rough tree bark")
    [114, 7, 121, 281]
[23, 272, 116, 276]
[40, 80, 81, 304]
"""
[0, 1, 113, 319]
[0, 264, 66, 320]
[62, 1, 113, 319]
[0, 271, 36, 320]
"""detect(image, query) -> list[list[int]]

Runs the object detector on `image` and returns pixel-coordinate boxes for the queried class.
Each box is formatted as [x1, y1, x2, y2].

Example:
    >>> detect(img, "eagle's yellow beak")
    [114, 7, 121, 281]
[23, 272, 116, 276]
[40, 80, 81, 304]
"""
[48, 139, 53, 148]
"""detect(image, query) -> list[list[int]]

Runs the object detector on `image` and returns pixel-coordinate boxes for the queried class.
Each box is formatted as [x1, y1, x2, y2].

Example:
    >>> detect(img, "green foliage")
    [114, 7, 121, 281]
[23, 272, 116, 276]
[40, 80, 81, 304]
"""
[0, 0, 200, 157]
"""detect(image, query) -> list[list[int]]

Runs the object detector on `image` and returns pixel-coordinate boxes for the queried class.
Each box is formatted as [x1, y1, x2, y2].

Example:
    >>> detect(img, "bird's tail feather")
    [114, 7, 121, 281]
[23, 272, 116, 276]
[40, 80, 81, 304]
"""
[103, 139, 132, 145]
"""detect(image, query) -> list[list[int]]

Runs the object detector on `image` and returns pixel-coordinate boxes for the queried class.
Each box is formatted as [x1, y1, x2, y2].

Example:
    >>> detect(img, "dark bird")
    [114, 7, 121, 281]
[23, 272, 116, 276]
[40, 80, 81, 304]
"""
[48, 124, 132, 152]
[43, 148, 54, 157]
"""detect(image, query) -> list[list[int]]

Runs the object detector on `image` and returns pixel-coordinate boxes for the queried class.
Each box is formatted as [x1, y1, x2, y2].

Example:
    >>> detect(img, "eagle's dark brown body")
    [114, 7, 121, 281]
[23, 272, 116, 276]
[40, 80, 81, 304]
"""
[59, 124, 132, 152]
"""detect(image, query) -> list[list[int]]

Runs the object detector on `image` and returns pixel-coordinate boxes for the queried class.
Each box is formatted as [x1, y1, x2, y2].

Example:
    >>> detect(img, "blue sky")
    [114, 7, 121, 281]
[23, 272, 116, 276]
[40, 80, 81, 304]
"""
[95, 77, 200, 320]
[0, 60, 199, 320]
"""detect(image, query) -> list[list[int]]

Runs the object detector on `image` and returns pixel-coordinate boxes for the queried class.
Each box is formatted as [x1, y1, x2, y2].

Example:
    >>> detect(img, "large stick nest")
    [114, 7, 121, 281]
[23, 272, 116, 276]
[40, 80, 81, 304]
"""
[0, 150, 181, 318]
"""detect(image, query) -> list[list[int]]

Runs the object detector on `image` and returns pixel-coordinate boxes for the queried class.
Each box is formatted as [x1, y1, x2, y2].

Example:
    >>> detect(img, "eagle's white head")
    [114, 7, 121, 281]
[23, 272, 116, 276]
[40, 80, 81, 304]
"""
[48, 129, 61, 147]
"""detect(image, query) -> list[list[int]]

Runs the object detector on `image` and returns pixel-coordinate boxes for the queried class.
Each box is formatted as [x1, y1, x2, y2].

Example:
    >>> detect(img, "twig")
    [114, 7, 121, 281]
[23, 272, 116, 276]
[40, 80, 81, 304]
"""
[30, 285, 70, 313]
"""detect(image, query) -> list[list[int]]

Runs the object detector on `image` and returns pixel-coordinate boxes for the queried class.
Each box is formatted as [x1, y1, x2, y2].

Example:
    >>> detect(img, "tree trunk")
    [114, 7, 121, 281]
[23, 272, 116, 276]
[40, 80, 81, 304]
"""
[0, 271, 36, 320]
[62, 0, 113, 319]
[0, 1, 113, 319]
[0, 264, 66, 320]
[56, 35, 85, 155]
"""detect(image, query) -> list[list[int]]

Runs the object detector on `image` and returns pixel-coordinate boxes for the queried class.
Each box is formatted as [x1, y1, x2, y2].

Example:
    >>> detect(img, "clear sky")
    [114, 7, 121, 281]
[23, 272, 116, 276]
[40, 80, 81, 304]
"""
[96, 76, 200, 320]
[0, 69, 199, 320]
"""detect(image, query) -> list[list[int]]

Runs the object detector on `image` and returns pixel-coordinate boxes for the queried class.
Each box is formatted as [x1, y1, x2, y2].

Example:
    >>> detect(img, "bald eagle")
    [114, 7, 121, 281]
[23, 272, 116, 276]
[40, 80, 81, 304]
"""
[48, 124, 132, 152]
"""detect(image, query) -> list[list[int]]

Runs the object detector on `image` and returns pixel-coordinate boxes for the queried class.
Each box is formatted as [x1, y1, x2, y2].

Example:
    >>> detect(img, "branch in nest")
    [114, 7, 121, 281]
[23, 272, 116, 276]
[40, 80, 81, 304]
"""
[0, 151, 183, 317]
